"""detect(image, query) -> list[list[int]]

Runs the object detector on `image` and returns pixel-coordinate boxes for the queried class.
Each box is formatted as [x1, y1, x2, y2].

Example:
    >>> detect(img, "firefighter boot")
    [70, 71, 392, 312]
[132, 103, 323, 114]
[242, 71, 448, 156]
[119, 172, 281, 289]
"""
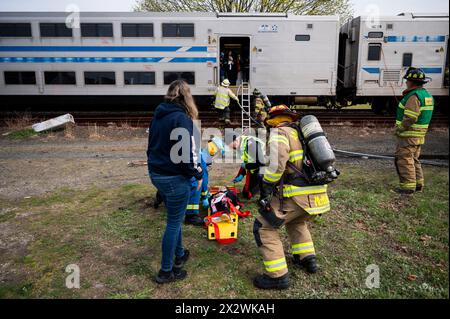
[293, 255, 318, 274]
[415, 185, 424, 193]
[185, 214, 204, 226]
[253, 273, 290, 290]
[394, 188, 415, 195]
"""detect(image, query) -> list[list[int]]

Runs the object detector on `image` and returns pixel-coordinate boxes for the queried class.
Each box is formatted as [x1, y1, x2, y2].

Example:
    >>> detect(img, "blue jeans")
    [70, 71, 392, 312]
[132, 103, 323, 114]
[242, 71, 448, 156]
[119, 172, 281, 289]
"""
[150, 173, 191, 272]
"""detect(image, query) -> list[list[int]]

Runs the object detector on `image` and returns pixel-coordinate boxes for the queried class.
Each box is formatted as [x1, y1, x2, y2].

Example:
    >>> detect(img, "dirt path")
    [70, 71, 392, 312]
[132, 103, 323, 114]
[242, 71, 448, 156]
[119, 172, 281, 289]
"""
[0, 126, 447, 200]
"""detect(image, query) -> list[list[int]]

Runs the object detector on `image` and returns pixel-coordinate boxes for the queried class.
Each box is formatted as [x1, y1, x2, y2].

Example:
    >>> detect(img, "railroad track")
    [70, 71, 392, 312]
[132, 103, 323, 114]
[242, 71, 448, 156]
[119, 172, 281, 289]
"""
[1, 110, 448, 128]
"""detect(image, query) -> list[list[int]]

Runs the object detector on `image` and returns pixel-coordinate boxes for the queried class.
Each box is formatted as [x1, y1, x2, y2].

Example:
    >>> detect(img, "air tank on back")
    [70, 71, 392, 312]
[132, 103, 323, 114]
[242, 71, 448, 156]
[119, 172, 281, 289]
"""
[299, 115, 336, 173]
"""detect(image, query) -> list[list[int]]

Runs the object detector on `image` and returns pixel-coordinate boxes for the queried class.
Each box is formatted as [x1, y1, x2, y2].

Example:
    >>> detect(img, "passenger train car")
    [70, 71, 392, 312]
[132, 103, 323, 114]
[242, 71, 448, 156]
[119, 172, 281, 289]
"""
[0, 11, 448, 112]
[0, 12, 340, 111]
[338, 12, 449, 112]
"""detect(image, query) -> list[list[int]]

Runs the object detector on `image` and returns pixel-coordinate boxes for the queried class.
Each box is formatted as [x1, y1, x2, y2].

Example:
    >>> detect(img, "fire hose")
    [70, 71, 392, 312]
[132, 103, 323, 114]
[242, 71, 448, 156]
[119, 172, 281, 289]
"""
[236, 100, 265, 128]
[333, 149, 448, 167]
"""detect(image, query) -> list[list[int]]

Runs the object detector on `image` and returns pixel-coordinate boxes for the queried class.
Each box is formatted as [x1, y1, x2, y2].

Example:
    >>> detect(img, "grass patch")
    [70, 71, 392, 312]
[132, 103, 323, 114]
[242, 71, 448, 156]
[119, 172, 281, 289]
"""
[7, 128, 37, 140]
[0, 164, 448, 299]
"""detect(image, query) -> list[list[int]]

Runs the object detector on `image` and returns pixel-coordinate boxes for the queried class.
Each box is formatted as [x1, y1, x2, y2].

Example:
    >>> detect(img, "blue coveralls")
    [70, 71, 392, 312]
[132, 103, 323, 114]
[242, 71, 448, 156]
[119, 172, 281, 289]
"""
[186, 149, 211, 216]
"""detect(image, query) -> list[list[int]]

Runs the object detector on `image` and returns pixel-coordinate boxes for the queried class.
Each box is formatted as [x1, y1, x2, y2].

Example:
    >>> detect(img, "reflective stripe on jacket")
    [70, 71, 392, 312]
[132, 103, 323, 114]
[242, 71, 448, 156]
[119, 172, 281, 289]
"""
[240, 135, 265, 174]
[396, 88, 434, 144]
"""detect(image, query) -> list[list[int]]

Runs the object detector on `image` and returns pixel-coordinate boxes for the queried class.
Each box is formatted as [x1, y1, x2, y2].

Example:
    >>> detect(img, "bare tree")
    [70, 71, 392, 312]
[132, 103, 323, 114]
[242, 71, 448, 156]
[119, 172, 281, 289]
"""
[134, 0, 353, 21]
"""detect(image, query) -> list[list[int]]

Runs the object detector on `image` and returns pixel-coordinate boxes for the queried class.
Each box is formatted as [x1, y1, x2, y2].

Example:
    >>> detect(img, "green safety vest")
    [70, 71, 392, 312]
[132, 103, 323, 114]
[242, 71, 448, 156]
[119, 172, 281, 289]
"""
[240, 136, 265, 173]
[396, 88, 434, 139]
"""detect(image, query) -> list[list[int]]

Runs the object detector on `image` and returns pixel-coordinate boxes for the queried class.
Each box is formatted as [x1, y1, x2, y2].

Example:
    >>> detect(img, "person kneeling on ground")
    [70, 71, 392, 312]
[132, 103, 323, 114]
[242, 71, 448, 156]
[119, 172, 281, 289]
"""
[147, 80, 203, 284]
[228, 134, 266, 200]
[185, 137, 226, 226]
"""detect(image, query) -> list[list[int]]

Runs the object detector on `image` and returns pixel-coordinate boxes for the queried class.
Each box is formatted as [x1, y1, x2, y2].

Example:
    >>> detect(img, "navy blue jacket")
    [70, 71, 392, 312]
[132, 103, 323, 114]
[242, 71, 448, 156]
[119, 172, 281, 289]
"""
[147, 102, 203, 180]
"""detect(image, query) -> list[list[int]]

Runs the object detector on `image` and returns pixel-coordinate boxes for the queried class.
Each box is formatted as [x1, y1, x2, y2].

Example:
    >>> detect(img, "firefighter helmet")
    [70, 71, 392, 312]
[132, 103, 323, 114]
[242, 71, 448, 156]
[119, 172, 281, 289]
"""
[264, 105, 300, 126]
[253, 88, 261, 96]
[403, 67, 431, 84]
[208, 136, 226, 156]
[221, 79, 231, 87]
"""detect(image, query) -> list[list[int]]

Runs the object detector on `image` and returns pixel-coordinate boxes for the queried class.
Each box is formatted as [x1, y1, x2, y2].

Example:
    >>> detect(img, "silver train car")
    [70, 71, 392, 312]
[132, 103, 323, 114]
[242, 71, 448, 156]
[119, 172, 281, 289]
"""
[338, 12, 449, 112]
[0, 11, 448, 112]
[0, 11, 340, 111]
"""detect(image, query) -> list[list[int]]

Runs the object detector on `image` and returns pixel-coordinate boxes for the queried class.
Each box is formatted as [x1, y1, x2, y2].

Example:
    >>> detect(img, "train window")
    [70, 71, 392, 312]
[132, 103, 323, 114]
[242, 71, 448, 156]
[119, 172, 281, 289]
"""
[368, 43, 382, 61]
[163, 72, 195, 85]
[368, 32, 384, 38]
[84, 72, 116, 85]
[81, 23, 113, 37]
[162, 23, 194, 37]
[122, 23, 153, 37]
[295, 34, 310, 41]
[124, 72, 155, 85]
[0, 23, 32, 37]
[44, 72, 76, 85]
[40, 23, 73, 37]
[402, 53, 413, 67]
[4, 71, 36, 85]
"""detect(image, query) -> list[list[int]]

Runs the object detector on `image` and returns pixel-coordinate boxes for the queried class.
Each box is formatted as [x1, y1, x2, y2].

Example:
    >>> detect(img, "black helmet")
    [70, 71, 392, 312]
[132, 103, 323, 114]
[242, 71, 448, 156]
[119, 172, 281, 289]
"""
[253, 88, 261, 96]
[403, 67, 431, 84]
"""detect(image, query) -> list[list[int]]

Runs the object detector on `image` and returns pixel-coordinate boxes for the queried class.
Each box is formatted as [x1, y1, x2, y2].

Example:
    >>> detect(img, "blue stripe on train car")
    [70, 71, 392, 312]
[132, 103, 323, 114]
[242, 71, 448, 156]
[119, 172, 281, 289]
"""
[0, 56, 217, 63]
[362, 67, 380, 74]
[0, 46, 209, 52]
[186, 47, 208, 52]
[422, 68, 444, 74]
[362, 67, 442, 74]
[169, 57, 216, 63]
[384, 35, 446, 42]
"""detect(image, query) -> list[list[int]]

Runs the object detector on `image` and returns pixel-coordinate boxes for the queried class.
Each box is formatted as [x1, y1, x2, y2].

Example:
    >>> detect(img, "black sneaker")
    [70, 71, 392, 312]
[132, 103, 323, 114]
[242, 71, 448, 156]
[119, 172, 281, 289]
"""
[174, 249, 190, 269]
[185, 214, 204, 226]
[155, 269, 187, 284]
[394, 188, 415, 195]
[293, 255, 318, 274]
[253, 273, 289, 290]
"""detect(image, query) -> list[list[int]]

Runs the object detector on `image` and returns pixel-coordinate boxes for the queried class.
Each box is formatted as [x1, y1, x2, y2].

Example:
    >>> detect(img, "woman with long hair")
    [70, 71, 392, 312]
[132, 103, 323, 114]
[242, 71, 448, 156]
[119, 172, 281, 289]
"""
[147, 80, 203, 284]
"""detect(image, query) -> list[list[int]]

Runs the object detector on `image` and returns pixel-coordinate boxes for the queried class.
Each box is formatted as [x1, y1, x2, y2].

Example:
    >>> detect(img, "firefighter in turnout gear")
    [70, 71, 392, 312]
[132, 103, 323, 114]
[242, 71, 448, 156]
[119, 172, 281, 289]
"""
[229, 135, 266, 200]
[214, 79, 239, 125]
[395, 67, 434, 195]
[253, 105, 331, 290]
[253, 88, 270, 126]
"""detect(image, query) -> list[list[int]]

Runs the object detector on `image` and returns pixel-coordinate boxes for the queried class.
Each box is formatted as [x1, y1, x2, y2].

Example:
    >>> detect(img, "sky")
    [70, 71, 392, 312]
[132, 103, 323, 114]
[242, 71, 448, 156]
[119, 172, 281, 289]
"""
[0, 0, 448, 16]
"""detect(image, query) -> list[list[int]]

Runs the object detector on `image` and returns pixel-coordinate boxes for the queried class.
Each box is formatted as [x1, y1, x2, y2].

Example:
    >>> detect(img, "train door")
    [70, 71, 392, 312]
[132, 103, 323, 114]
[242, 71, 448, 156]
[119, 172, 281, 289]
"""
[218, 36, 251, 88]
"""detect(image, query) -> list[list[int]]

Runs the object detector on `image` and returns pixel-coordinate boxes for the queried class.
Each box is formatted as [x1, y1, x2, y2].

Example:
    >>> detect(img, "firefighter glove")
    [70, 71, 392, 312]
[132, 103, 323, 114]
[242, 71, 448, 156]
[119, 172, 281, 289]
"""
[201, 198, 209, 208]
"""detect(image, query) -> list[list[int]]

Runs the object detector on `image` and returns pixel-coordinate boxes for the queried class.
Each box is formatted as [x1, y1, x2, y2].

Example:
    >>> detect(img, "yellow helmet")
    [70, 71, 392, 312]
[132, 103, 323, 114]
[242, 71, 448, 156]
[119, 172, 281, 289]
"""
[221, 79, 230, 87]
[207, 136, 225, 156]
[264, 105, 300, 127]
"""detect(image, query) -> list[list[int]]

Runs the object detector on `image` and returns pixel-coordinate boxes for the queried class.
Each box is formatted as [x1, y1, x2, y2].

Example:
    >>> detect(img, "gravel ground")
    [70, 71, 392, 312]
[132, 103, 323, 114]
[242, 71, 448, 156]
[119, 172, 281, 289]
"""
[0, 125, 448, 200]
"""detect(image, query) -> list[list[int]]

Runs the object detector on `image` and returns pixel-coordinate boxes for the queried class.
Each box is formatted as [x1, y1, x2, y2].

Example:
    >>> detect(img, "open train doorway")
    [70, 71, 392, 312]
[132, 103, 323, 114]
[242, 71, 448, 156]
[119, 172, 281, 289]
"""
[219, 36, 250, 87]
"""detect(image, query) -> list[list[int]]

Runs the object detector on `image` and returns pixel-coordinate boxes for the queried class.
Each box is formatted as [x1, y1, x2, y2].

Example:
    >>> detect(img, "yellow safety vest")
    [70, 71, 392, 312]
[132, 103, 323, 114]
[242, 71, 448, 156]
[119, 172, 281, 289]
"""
[214, 86, 232, 110]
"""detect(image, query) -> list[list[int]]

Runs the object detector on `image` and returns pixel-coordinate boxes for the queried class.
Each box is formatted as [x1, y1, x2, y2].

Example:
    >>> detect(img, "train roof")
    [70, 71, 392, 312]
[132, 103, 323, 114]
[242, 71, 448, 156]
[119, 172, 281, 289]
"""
[0, 11, 339, 21]
[357, 12, 449, 21]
